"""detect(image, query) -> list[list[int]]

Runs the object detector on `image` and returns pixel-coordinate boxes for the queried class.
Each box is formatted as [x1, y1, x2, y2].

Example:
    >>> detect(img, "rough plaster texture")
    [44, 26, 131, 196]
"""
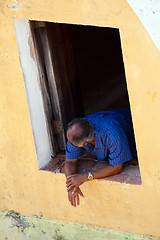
[0, 0, 160, 238]
[0, 211, 159, 240]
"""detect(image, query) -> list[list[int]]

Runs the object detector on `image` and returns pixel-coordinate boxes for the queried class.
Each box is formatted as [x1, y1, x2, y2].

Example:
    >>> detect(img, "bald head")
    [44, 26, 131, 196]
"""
[67, 122, 84, 138]
[67, 118, 95, 147]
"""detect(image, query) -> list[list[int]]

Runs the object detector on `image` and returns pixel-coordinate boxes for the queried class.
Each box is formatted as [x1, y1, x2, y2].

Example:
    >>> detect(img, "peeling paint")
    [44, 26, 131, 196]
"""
[3, 211, 157, 240]
[6, 212, 30, 232]
[7, 5, 19, 10]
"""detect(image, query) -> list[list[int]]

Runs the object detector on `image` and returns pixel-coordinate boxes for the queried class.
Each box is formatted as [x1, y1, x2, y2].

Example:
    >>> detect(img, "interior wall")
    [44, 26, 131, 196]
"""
[43, 22, 130, 117]
[72, 25, 130, 115]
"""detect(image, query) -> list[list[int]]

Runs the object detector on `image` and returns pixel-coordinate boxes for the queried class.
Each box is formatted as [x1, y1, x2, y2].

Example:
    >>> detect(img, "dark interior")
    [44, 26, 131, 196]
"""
[72, 24, 130, 116]
[43, 22, 130, 121]
[34, 21, 131, 150]
[32, 21, 131, 149]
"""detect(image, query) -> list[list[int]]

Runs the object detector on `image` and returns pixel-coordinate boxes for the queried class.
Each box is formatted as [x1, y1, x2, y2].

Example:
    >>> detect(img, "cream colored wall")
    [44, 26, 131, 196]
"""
[1, 0, 160, 237]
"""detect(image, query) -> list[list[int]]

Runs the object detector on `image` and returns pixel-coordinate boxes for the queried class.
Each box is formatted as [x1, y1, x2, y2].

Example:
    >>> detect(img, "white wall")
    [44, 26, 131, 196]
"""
[126, 0, 160, 53]
[14, 19, 51, 169]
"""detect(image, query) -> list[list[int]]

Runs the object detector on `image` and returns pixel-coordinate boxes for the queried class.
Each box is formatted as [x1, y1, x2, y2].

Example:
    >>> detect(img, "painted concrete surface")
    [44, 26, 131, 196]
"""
[126, 0, 160, 53]
[0, 211, 159, 240]
[1, 0, 160, 238]
[14, 19, 52, 169]
[42, 155, 141, 185]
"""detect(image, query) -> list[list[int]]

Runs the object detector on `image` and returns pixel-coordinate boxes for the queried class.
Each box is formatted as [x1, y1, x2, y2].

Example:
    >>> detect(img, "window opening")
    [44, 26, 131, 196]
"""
[30, 21, 141, 184]
[72, 24, 130, 115]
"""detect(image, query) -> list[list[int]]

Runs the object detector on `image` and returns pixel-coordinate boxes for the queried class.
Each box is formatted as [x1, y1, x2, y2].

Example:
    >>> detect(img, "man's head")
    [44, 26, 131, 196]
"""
[67, 118, 95, 147]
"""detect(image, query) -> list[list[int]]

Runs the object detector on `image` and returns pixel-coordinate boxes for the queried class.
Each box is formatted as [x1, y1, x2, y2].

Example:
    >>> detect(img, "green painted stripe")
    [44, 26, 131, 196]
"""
[0, 211, 159, 240]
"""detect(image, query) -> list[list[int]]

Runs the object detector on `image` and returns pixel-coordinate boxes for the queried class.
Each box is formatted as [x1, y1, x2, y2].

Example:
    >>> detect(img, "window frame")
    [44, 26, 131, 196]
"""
[14, 19, 141, 185]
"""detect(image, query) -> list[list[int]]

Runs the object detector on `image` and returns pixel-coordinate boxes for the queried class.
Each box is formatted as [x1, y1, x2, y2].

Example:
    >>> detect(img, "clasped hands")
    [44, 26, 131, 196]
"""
[66, 173, 87, 207]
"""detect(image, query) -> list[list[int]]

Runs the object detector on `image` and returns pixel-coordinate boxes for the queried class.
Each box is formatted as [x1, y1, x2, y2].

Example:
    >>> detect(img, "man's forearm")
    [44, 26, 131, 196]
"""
[66, 164, 123, 194]
[73, 164, 123, 183]
[91, 164, 122, 179]
[64, 159, 78, 177]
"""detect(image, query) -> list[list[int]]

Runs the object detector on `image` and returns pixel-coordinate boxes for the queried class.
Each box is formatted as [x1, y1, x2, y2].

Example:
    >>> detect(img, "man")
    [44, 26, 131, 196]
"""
[65, 109, 137, 207]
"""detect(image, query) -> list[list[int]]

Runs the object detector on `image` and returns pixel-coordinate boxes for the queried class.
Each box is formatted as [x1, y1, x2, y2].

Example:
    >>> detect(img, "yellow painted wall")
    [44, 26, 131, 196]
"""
[0, 0, 160, 237]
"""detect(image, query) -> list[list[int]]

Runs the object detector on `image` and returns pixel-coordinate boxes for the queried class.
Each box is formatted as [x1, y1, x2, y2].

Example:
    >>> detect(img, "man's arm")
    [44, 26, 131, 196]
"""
[65, 158, 84, 207]
[65, 158, 78, 177]
[66, 164, 122, 194]
[91, 163, 122, 179]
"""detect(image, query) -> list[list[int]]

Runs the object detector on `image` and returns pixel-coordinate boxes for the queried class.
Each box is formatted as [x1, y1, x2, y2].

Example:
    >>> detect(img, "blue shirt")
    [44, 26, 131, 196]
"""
[65, 109, 137, 165]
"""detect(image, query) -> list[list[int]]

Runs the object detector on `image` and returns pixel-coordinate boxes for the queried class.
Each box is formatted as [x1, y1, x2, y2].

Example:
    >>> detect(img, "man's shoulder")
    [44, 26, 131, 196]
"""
[85, 109, 131, 123]
[84, 109, 132, 135]
[84, 111, 109, 121]
[84, 112, 105, 127]
[84, 112, 112, 133]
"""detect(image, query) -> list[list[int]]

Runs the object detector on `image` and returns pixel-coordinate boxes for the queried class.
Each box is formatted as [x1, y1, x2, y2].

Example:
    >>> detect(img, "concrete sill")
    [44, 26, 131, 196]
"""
[41, 152, 141, 185]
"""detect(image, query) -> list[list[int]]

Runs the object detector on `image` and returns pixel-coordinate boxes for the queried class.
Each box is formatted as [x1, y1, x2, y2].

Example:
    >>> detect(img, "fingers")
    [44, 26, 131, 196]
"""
[66, 180, 73, 188]
[69, 194, 78, 207]
[67, 175, 73, 179]
[72, 195, 76, 207]
[68, 191, 76, 207]
[76, 193, 80, 206]
[68, 187, 84, 207]
[66, 178, 76, 191]
[72, 186, 78, 195]
[72, 192, 81, 207]
[66, 178, 72, 185]
[66, 175, 74, 183]
[78, 188, 85, 197]
[67, 184, 74, 192]
[66, 178, 74, 189]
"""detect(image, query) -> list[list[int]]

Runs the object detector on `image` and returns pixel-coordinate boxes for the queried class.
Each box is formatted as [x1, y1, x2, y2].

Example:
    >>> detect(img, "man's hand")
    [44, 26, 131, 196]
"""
[66, 173, 87, 194]
[65, 158, 85, 207]
[68, 187, 84, 207]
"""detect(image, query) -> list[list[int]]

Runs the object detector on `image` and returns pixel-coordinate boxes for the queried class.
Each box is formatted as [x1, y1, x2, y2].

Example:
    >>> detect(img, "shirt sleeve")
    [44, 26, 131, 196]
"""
[65, 141, 86, 160]
[107, 125, 132, 165]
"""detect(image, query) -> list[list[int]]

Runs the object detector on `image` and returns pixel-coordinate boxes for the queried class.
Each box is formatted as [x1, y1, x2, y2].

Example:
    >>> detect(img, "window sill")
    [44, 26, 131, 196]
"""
[41, 152, 141, 185]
